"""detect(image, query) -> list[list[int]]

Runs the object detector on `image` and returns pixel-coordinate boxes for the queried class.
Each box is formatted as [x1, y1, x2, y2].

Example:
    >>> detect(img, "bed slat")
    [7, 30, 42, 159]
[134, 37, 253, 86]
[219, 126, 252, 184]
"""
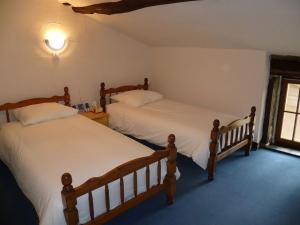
[146, 165, 150, 191]
[227, 131, 231, 147]
[208, 106, 256, 181]
[157, 161, 161, 185]
[105, 184, 110, 212]
[230, 130, 234, 147]
[120, 177, 125, 204]
[234, 128, 238, 144]
[224, 132, 228, 149]
[61, 134, 178, 225]
[240, 125, 244, 140]
[88, 191, 95, 220]
[220, 135, 223, 150]
[134, 171, 138, 197]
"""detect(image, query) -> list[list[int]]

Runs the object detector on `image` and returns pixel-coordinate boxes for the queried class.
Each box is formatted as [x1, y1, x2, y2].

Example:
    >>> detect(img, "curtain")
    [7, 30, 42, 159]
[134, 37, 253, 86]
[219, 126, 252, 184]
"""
[265, 75, 281, 145]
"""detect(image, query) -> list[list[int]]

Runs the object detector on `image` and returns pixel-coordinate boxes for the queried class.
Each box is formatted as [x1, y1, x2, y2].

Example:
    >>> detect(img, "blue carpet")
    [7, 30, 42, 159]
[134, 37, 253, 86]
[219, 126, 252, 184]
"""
[1, 149, 300, 225]
[0, 161, 38, 225]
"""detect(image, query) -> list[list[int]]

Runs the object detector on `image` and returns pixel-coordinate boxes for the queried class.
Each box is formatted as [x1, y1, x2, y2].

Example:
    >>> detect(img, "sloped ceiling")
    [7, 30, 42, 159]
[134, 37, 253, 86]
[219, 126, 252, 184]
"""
[63, 0, 300, 55]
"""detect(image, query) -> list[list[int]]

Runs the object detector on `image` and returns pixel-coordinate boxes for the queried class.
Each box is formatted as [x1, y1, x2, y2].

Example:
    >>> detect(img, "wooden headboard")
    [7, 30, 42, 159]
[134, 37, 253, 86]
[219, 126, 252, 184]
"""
[0, 87, 70, 122]
[100, 78, 149, 112]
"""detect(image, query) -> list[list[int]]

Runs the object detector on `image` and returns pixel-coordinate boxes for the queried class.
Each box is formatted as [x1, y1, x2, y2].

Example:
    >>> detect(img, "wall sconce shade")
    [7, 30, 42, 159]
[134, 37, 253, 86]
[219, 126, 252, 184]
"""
[44, 30, 66, 53]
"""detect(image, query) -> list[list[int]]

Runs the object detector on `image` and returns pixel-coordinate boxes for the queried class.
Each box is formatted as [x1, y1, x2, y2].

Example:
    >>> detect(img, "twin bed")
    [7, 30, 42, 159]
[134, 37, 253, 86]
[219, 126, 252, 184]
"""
[0, 80, 256, 225]
[0, 87, 178, 225]
[100, 78, 256, 180]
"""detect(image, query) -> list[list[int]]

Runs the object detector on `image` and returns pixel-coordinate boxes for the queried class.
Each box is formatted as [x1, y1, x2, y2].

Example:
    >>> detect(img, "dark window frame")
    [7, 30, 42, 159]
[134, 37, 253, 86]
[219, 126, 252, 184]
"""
[275, 79, 300, 149]
[261, 55, 300, 148]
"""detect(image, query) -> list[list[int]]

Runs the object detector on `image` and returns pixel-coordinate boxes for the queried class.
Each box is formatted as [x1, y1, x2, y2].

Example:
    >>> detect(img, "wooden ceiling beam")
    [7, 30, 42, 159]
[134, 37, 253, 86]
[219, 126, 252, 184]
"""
[64, 0, 202, 15]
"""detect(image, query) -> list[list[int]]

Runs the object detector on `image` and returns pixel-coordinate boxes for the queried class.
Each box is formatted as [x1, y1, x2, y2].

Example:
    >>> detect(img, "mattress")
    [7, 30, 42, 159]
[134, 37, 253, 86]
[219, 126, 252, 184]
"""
[107, 99, 238, 169]
[0, 115, 177, 225]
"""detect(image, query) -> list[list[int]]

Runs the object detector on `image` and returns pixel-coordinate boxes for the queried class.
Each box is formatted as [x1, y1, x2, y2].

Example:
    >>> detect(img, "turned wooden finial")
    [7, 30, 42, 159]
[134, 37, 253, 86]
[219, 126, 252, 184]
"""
[213, 119, 220, 128]
[249, 106, 256, 138]
[144, 78, 149, 90]
[64, 87, 69, 95]
[62, 173, 73, 192]
[250, 106, 256, 116]
[210, 119, 220, 150]
[249, 106, 256, 129]
[64, 87, 71, 106]
[61, 172, 79, 225]
[167, 134, 176, 161]
[165, 134, 177, 205]
[208, 119, 220, 181]
[101, 82, 105, 90]
[211, 120, 220, 148]
[244, 106, 256, 156]
[168, 134, 176, 148]
[100, 82, 106, 112]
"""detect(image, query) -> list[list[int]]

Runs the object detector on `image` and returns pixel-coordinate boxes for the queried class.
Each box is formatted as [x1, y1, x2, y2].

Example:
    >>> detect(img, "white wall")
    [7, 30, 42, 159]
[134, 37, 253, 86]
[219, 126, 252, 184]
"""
[0, 0, 269, 142]
[150, 47, 269, 141]
[0, 0, 150, 108]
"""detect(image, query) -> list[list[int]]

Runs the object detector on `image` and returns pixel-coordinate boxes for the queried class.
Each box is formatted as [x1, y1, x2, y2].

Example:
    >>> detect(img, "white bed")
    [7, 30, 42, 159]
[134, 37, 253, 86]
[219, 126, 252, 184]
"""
[107, 99, 238, 169]
[0, 114, 177, 225]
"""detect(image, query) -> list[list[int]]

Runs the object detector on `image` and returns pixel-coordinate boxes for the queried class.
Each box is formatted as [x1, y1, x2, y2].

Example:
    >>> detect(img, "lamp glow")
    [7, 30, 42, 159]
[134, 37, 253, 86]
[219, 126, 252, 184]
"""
[45, 30, 66, 53]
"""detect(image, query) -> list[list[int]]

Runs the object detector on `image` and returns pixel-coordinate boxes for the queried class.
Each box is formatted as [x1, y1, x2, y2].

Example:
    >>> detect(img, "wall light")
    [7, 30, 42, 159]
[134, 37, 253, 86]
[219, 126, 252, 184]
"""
[44, 30, 67, 54]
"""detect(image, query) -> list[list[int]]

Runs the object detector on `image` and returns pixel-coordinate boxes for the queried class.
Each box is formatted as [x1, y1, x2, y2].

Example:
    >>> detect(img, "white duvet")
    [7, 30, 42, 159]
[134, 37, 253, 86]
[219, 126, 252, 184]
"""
[0, 115, 176, 225]
[108, 99, 238, 169]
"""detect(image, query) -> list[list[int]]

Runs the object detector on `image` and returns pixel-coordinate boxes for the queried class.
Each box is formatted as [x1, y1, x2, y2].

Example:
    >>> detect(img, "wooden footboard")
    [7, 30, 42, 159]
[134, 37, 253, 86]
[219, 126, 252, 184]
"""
[61, 134, 177, 225]
[207, 106, 256, 181]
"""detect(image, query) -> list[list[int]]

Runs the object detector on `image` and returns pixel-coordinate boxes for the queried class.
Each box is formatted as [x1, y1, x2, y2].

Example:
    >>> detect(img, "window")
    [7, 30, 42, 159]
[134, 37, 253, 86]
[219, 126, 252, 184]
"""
[276, 80, 300, 149]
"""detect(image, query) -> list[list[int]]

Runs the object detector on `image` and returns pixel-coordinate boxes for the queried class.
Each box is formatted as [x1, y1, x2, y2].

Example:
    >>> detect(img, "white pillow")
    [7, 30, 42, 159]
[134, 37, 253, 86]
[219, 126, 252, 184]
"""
[13, 103, 78, 126]
[111, 90, 163, 107]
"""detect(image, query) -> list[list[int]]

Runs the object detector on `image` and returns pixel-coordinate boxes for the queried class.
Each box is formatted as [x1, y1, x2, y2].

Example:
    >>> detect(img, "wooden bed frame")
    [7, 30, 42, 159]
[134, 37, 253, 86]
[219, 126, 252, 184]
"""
[100, 78, 256, 181]
[0, 87, 71, 122]
[208, 107, 255, 180]
[0, 87, 177, 225]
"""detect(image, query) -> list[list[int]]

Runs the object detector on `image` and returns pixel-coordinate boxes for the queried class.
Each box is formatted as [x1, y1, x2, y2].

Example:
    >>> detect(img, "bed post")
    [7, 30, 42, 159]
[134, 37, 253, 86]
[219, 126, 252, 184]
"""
[245, 106, 256, 156]
[61, 173, 79, 225]
[164, 134, 177, 205]
[64, 87, 71, 106]
[208, 119, 220, 181]
[100, 82, 106, 112]
[144, 78, 149, 90]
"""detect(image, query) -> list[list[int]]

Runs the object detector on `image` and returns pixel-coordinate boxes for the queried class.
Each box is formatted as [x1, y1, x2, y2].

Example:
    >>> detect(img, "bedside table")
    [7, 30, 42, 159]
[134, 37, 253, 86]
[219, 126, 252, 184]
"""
[79, 112, 109, 126]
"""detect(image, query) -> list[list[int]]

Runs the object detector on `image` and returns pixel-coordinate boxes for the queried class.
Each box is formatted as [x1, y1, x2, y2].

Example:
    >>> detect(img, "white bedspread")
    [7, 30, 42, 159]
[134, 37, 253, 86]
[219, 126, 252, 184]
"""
[108, 99, 238, 169]
[0, 115, 176, 225]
